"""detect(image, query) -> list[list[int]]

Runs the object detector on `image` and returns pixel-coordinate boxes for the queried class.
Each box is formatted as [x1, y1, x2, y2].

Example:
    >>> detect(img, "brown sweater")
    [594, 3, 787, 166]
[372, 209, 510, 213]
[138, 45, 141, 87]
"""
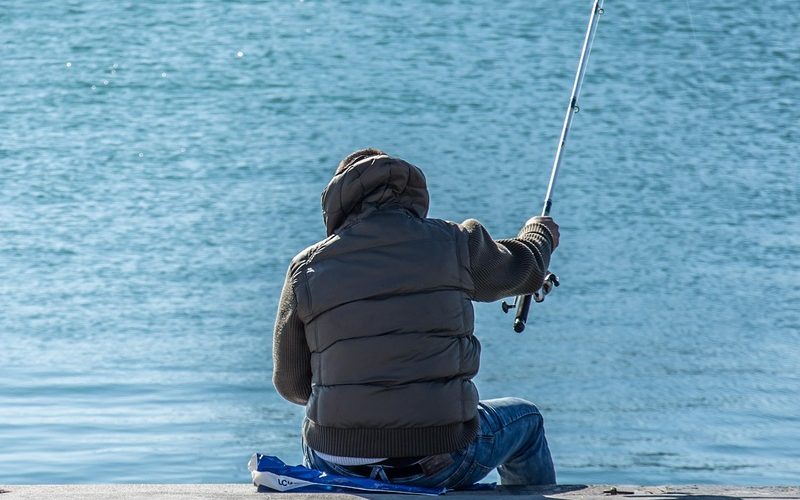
[272, 219, 554, 407]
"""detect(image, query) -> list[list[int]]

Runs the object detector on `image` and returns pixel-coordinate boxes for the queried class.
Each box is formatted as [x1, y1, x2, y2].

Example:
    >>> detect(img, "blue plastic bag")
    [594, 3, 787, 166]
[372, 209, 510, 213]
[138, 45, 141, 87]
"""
[248, 454, 446, 495]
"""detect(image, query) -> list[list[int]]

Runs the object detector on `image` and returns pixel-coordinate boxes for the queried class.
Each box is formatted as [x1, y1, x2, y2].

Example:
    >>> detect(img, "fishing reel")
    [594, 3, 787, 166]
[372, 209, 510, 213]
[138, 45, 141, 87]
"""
[536, 271, 560, 301]
[501, 271, 560, 313]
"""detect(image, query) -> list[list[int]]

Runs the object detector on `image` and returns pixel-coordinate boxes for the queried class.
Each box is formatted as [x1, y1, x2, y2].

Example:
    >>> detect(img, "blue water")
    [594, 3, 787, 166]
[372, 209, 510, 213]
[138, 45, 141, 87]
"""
[1, 0, 798, 486]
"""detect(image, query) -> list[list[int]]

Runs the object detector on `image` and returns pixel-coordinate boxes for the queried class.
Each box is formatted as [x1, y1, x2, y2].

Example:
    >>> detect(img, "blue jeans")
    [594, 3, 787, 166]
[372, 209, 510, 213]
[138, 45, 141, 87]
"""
[303, 397, 556, 488]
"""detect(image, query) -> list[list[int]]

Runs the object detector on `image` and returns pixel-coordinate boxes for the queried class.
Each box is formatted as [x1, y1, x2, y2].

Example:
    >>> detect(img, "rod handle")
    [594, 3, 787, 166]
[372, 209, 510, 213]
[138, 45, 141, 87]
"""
[513, 294, 532, 333]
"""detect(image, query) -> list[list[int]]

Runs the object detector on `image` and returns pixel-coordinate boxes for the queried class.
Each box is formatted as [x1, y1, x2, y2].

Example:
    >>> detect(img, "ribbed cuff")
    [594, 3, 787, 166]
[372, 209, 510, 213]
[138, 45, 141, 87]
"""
[518, 222, 554, 249]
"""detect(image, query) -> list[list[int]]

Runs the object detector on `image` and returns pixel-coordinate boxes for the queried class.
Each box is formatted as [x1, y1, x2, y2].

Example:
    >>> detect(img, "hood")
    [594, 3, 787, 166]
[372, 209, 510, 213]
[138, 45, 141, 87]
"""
[321, 155, 429, 235]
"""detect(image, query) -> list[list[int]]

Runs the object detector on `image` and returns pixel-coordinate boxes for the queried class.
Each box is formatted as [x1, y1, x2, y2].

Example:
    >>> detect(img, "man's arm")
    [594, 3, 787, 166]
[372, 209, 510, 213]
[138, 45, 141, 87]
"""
[272, 269, 312, 405]
[462, 217, 558, 303]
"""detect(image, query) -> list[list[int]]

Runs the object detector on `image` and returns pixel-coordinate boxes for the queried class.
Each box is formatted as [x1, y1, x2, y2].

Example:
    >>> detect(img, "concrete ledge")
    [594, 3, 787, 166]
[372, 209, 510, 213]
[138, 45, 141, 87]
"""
[1, 484, 799, 500]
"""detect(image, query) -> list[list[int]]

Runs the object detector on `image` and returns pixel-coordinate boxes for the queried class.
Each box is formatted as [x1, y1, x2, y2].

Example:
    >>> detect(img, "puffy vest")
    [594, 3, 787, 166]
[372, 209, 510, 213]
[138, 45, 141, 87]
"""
[290, 155, 481, 457]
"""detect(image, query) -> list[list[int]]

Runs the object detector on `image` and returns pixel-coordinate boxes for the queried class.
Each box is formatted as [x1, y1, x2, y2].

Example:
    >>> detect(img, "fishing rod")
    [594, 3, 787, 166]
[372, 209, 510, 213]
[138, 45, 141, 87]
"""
[502, 0, 605, 333]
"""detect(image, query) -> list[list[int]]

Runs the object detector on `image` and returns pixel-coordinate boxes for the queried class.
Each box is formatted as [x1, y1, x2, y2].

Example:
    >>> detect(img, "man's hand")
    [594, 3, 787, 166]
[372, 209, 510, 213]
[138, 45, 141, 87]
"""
[526, 216, 560, 251]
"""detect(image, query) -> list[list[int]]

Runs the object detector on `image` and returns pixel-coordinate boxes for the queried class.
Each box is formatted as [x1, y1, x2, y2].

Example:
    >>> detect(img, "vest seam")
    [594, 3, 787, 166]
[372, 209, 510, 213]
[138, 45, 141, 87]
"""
[313, 330, 471, 355]
[313, 376, 470, 389]
[303, 287, 470, 325]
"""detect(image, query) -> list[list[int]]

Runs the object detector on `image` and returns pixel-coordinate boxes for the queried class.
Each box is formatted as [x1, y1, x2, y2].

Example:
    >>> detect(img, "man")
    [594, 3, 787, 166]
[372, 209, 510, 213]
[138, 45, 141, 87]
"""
[272, 149, 559, 489]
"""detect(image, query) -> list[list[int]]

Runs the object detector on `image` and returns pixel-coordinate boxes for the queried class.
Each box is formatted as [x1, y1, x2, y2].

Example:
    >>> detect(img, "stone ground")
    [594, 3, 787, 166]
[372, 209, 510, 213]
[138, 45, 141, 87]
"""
[1, 484, 798, 500]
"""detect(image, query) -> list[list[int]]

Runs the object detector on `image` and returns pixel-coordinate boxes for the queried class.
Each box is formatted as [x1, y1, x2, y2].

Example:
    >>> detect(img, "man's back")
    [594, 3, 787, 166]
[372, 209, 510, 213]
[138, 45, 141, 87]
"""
[273, 150, 559, 486]
[281, 156, 482, 457]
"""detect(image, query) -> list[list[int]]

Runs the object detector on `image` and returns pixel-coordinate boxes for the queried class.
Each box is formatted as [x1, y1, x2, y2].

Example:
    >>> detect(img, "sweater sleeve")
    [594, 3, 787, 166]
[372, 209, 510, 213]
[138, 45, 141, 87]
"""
[462, 219, 554, 303]
[272, 268, 312, 405]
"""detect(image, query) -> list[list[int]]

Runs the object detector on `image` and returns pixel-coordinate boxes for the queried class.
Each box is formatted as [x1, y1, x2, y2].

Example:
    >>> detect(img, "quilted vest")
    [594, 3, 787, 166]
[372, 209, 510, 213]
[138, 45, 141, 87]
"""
[290, 155, 481, 457]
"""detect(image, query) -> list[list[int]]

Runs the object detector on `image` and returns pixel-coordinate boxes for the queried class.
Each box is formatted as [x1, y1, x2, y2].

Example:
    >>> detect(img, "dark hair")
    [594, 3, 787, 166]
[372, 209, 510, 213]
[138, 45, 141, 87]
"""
[336, 148, 386, 175]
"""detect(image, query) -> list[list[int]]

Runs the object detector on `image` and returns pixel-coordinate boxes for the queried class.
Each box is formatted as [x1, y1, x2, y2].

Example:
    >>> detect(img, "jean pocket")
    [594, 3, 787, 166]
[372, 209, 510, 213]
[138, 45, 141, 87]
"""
[450, 460, 493, 490]
[473, 433, 497, 469]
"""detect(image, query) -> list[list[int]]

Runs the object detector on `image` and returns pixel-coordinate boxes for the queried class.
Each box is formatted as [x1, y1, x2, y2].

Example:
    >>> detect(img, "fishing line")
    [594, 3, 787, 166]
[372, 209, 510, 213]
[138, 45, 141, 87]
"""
[684, 0, 711, 96]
